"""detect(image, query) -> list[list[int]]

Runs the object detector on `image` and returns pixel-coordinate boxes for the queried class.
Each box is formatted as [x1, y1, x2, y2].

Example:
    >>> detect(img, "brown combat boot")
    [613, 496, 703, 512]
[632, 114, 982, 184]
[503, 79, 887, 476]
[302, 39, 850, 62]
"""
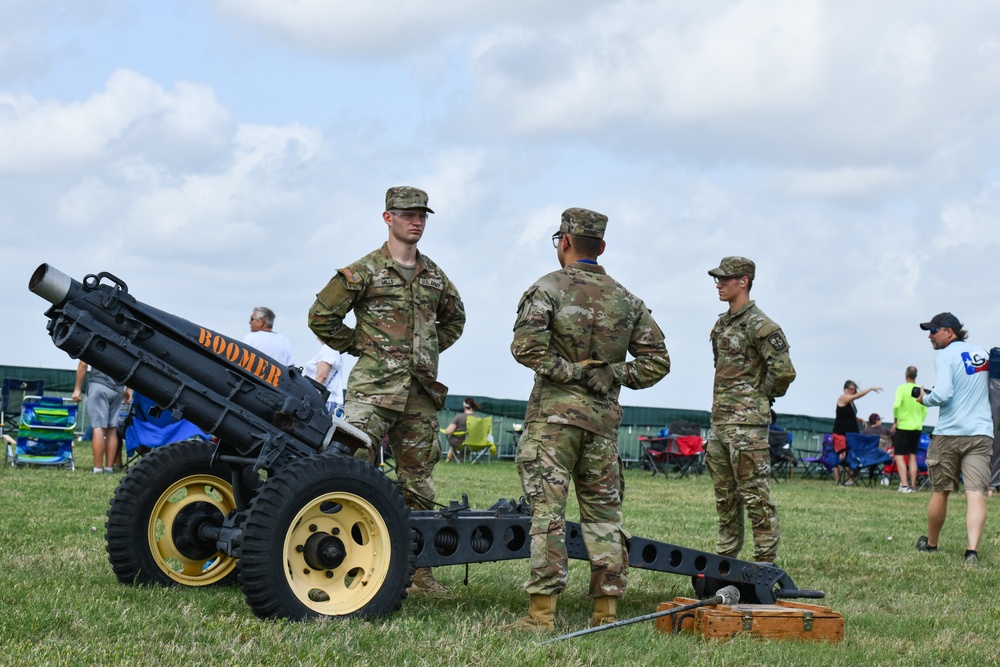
[406, 568, 448, 595]
[500, 594, 557, 632]
[590, 596, 617, 627]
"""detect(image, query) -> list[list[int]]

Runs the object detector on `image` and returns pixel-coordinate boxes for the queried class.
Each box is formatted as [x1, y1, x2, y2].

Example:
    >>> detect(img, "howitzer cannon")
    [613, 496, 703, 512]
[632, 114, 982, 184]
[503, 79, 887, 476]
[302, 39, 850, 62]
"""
[30, 264, 823, 622]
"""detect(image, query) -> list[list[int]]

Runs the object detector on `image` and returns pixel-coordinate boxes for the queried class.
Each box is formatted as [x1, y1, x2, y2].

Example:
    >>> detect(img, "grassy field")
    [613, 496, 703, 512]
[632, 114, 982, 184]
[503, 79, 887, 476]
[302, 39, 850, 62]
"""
[2, 446, 999, 667]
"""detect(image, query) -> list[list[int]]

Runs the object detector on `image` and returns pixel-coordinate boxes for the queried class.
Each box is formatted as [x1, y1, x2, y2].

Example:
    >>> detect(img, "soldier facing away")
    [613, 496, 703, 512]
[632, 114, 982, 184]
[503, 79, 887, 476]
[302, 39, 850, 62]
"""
[504, 207, 670, 632]
[308, 186, 466, 594]
[707, 256, 795, 563]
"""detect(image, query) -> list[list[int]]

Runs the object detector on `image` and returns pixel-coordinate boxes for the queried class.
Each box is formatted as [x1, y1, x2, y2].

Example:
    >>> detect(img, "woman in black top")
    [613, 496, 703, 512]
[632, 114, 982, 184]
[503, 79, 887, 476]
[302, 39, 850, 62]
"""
[832, 380, 882, 484]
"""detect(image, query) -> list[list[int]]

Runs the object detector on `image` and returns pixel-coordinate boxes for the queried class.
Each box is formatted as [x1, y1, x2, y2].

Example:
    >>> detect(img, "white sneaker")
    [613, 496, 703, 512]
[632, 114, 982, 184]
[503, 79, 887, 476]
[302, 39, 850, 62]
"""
[898, 486, 915, 494]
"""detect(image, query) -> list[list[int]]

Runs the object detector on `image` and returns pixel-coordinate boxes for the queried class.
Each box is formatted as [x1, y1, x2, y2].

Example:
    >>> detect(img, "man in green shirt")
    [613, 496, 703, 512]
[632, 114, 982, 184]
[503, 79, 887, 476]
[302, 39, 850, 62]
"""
[892, 366, 927, 493]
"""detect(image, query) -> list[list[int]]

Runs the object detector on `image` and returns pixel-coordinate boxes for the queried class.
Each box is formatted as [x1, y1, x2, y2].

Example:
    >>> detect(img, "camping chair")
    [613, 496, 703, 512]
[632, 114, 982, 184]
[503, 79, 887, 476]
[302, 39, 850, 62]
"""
[664, 420, 705, 479]
[795, 437, 828, 480]
[8, 395, 77, 470]
[639, 427, 672, 477]
[914, 434, 931, 490]
[453, 415, 496, 464]
[768, 426, 797, 482]
[844, 433, 894, 487]
[666, 434, 705, 478]
[2, 378, 45, 463]
[818, 435, 841, 481]
[122, 392, 208, 466]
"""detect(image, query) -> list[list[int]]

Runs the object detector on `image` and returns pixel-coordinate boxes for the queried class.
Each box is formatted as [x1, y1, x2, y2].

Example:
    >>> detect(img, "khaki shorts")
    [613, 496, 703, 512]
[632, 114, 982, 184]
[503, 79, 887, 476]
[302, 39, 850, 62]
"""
[926, 434, 993, 493]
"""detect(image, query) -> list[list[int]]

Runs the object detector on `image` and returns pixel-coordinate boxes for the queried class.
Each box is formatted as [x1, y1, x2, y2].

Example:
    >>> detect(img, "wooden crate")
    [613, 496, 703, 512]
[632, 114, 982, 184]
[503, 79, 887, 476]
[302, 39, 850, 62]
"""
[655, 597, 844, 642]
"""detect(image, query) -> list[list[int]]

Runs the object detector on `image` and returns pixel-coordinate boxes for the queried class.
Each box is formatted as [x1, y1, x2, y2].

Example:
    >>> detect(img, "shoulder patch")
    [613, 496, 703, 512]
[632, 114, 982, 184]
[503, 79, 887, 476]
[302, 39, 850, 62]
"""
[766, 331, 788, 352]
[337, 267, 367, 291]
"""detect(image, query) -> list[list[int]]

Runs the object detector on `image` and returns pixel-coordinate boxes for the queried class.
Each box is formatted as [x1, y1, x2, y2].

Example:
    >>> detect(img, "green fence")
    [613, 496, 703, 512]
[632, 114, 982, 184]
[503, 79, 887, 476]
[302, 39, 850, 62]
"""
[438, 394, 838, 463]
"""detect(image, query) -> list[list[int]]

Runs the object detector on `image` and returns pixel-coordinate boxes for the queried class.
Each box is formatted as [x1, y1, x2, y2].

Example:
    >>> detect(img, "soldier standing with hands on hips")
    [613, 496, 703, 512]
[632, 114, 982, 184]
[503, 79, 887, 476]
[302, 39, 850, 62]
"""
[308, 186, 466, 594]
[504, 208, 670, 632]
[707, 257, 796, 564]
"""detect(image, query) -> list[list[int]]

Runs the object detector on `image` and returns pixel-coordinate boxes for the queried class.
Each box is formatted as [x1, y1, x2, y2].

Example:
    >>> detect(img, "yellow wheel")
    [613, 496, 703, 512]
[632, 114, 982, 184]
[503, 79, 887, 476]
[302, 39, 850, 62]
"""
[240, 454, 413, 620]
[146, 473, 238, 585]
[282, 491, 392, 615]
[107, 440, 239, 587]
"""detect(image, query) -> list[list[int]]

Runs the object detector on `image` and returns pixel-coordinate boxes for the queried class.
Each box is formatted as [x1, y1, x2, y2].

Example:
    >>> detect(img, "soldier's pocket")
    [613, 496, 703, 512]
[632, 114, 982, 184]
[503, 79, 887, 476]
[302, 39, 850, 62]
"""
[515, 431, 541, 463]
[423, 414, 441, 465]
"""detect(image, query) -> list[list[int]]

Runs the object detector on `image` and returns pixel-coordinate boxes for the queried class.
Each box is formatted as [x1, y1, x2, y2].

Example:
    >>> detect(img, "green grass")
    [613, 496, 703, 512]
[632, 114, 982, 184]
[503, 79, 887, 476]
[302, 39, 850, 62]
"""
[2, 446, 999, 666]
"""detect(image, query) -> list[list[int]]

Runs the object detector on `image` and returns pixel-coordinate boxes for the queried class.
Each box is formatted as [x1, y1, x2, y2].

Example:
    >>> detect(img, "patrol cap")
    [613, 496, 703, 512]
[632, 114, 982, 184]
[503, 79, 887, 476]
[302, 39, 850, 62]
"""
[708, 256, 756, 279]
[385, 186, 434, 213]
[559, 208, 607, 239]
[919, 312, 962, 331]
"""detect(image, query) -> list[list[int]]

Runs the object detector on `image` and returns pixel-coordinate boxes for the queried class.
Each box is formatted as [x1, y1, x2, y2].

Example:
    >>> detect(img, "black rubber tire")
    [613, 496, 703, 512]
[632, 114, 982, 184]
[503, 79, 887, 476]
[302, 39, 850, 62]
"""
[106, 439, 239, 587]
[239, 453, 413, 620]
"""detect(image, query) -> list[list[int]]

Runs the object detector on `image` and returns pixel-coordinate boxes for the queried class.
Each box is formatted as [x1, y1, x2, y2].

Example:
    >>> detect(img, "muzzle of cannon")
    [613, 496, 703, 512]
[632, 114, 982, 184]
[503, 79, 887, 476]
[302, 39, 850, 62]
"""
[29, 263, 369, 467]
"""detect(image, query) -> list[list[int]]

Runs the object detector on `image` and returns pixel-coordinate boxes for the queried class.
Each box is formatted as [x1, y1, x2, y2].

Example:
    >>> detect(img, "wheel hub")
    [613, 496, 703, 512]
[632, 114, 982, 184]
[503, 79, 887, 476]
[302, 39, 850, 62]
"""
[302, 532, 347, 571]
[172, 501, 225, 560]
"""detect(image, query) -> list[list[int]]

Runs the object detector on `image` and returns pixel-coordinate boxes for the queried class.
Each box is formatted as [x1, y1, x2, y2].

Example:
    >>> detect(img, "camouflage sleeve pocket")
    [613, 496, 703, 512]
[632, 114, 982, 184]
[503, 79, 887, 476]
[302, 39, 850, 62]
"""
[514, 431, 540, 463]
[512, 286, 540, 330]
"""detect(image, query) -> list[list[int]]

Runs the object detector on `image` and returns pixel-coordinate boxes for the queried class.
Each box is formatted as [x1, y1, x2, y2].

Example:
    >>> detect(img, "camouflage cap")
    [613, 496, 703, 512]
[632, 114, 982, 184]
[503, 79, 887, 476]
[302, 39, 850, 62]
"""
[385, 186, 434, 213]
[559, 207, 608, 239]
[708, 256, 756, 279]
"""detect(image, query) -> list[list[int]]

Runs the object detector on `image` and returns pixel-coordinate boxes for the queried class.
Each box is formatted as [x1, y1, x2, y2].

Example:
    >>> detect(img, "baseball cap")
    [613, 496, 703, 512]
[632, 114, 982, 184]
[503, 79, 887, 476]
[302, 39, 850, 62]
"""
[868, 413, 880, 424]
[919, 312, 962, 331]
[559, 208, 607, 239]
[385, 186, 434, 213]
[708, 256, 756, 279]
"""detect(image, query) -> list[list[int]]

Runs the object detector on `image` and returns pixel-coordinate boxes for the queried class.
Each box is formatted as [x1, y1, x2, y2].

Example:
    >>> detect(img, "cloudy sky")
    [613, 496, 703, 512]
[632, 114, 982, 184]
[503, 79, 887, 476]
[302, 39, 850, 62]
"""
[4, 0, 999, 424]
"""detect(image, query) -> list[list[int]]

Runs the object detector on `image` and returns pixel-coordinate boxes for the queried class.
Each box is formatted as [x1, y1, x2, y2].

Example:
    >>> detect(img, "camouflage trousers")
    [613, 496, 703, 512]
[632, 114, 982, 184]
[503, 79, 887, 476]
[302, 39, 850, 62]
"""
[705, 424, 780, 562]
[515, 422, 627, 598]
[345, 384, 440, 511]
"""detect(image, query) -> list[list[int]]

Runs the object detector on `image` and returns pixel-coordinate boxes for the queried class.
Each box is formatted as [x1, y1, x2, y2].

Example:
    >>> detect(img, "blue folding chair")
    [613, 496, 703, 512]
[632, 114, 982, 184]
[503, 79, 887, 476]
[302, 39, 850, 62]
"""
[844, 433, 894, 487]
[123, 392, 209, 466]
[914, 433, 931, 490]
[8, 396, 77, 470]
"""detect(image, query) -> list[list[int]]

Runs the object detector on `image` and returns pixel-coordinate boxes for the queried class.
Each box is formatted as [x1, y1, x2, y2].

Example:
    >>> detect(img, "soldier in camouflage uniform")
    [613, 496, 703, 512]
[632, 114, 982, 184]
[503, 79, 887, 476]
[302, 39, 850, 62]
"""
[707, 256, 796, 563]
[308, 186, 465, 594]
[503, 208, 670, 632]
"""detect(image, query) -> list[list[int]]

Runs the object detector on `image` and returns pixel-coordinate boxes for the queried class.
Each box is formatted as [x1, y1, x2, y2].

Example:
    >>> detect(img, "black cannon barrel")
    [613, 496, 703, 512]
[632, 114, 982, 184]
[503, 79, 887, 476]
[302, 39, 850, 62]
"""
[29, 263, 368, 467]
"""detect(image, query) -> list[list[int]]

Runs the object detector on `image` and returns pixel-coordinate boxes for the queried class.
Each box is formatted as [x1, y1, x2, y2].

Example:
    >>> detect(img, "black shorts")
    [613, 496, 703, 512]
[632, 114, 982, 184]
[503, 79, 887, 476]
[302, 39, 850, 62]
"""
[893, 429, 922, 456]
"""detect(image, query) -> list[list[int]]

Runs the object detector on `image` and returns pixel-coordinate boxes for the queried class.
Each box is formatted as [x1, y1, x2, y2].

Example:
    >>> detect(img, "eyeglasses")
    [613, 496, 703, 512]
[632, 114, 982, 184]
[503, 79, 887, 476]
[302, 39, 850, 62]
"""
[551, 232, 564, 248]
[249, 316, 262, 323]
[391, 210, 429, 221]
[928, 328, 938, 335]
[712, 276, 738, 285]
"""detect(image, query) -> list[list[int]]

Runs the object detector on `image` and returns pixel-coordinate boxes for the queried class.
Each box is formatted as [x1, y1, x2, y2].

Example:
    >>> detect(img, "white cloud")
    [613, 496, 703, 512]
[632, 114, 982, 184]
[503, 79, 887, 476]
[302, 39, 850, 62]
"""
[214, 0, 596, 57]
[0, 69, 233, 174]
[780, 167, 908, 199]
[937, 181, 1000, 250]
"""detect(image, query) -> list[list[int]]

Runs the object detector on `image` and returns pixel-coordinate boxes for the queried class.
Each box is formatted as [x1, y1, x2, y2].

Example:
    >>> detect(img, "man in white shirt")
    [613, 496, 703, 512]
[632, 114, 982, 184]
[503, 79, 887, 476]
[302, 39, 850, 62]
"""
[304, 341, 344, 415]
[914, 312, 992, 566]
[243, 306, 294, 366]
